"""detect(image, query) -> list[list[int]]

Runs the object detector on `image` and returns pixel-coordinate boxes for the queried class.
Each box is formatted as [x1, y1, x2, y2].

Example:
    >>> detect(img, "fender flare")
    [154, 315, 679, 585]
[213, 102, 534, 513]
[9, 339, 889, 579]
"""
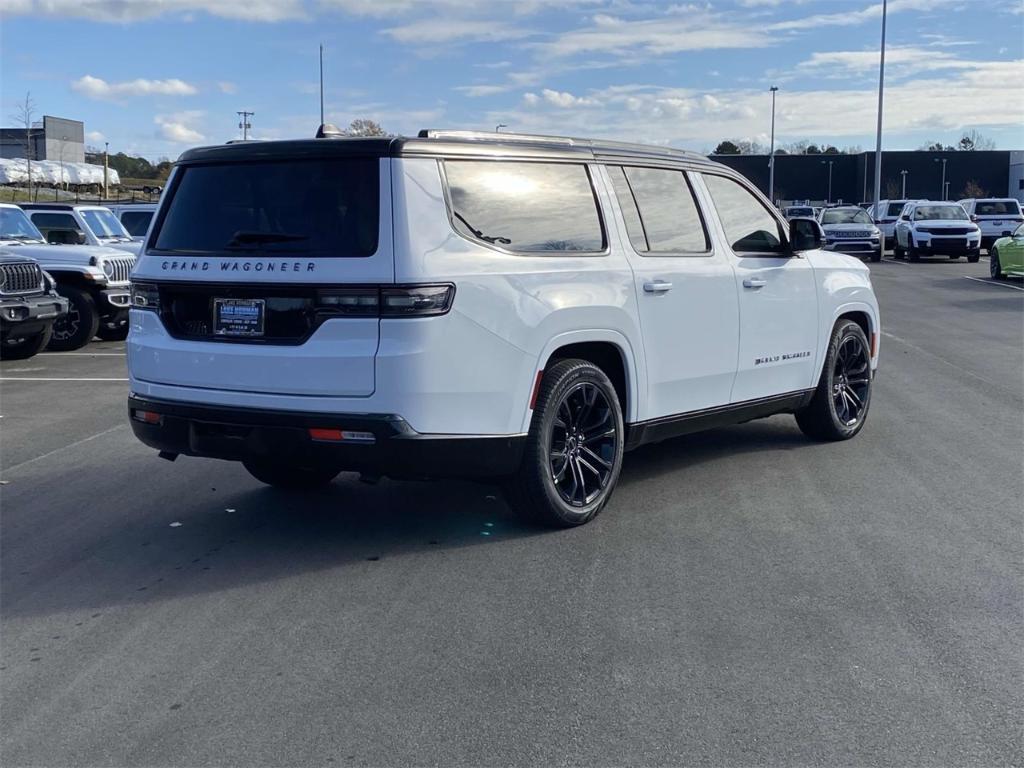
[519, 328, 644, 433]
[820, 301, 880, 376]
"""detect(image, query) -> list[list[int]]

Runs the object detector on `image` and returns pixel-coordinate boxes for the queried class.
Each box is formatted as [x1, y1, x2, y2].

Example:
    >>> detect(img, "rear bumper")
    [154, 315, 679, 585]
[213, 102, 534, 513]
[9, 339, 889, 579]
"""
[127, 394, 525, 480]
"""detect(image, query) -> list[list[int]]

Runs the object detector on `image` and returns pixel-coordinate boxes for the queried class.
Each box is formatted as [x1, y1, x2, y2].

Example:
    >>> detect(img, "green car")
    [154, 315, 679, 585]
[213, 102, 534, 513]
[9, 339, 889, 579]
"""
[990, 224, 1024, 279]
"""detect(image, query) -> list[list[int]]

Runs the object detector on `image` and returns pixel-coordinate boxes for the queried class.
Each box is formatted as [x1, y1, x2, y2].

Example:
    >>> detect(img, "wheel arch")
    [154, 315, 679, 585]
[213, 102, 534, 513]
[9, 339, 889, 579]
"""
[522, 330, 641, 433]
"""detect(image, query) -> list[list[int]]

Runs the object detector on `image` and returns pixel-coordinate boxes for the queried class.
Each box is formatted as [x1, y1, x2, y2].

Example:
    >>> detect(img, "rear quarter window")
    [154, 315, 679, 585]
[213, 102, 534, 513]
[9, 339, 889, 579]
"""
[120, 211, 154, 236]
[443, 160, 605, 253]
[154, 158, 380, 257]
[975, 200, 1022, 216]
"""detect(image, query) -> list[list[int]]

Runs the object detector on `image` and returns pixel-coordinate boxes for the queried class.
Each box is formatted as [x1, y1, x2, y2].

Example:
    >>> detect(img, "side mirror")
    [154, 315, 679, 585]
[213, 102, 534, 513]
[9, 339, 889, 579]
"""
[789, 217, 824, 251]
[46, 229, 86, 245]
[969, 215, 978, 223]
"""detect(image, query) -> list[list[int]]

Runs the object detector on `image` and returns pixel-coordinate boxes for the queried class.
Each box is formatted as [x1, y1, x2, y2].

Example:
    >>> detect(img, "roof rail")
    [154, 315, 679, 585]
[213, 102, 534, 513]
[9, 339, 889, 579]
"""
[418, 129, 577, 147]
[417, 128, 708, 162]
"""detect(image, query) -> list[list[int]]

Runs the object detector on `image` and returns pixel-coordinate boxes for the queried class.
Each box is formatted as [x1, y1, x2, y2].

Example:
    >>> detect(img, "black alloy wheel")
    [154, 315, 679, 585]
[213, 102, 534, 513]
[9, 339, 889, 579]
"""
[831, 334, 871, 427]
[47, 286, 99, 351]
[991, 249, 1004, 279]
[549, 381, 618, 508]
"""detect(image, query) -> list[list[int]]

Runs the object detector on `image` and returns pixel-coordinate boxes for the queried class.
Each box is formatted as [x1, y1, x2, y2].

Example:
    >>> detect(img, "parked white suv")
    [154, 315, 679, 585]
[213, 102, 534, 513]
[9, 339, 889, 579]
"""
[127, 130, 880, 527]
[105, 203, 158, 243]
[866, 199, 923, 248]
[893, 201, 981, 262]
[818, 206, 881, 262]
[22, 203, 142, 256]
[956, 198, 1024, 251]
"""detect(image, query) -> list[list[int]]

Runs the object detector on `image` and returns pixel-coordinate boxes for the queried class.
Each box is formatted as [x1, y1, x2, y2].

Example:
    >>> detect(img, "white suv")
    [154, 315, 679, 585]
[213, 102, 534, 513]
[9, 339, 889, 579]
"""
[127, 130, 880, 527]
[957, 198, 1024, 251]
[893, 201, 981, 262]
[22, 203, 142, 256]
[867, 199, 923, 248]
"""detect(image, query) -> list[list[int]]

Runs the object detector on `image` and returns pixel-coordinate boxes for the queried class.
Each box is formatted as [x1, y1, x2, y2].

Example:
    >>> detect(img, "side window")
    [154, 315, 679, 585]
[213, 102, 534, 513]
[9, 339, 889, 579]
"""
[120, 211, 153, 236]
[444, 160, 605, 253]
[609, 166, 709, 254]
[606, 166, 648, 252]
[30, 212, 81, 233]
[702, 174, 785, 254]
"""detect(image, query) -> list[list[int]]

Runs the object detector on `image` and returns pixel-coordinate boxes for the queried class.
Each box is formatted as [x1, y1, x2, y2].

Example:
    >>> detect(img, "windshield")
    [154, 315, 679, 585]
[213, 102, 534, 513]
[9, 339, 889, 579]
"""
[913, 205, 968, 221]
[886, 203, 907, 217]
[821, 208, 872, 225]
[0, 207, 46, 241]
[154, 158, 380, 256]
[975, 200, 1022, 216]
[81, 208, 131, 239]
[787, 207, 813, 217]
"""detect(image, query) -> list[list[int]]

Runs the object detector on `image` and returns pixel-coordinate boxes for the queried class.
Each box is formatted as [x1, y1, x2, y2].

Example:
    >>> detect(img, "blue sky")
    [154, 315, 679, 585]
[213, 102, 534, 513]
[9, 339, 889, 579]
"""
[2, 0, 1022, 160]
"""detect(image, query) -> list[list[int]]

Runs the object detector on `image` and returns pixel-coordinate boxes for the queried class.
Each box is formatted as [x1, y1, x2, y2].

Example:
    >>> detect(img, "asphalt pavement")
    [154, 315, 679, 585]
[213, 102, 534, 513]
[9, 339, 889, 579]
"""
[1, 257, 1021, 767]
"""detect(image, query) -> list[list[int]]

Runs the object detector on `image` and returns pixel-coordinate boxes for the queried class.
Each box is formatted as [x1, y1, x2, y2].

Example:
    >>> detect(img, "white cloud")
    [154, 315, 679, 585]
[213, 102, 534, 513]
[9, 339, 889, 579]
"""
[4, 0, 305, 21]
[72, 75, 198, 101]
[523, 88, 599, 108]
[382, 18, 532, 44]
[797, 47, 1018, 82]
[771, 0, 960, 32]
[85, 130, 105, 143]
[155, 111, 205, 143]
[217, 81, 238, 94]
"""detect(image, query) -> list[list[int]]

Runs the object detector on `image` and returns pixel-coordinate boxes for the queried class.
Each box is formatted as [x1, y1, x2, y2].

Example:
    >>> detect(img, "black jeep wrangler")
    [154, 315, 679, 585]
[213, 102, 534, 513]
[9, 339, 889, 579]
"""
[0, 252, 69, 360]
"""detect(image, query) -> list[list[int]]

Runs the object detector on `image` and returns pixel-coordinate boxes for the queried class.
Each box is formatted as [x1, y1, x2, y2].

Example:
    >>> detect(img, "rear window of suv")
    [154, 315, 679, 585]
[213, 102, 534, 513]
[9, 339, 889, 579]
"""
[154, 158, 380, 257]
[444, 160, 605, 253]
[975, 200, 1022, 216]
[886, 203, 907, 217]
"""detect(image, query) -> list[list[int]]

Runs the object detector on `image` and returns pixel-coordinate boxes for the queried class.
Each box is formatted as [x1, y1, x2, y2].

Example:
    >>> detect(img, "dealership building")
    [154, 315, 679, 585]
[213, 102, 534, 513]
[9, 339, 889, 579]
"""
[0, 115, 86, 164]
[712, 150, 1024, 206]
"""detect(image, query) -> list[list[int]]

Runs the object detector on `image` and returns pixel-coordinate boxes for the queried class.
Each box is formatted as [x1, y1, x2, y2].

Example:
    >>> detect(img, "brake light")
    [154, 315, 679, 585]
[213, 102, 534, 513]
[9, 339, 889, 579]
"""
[316, 284, 454, 318]
[130, 281, 160, 310]
[308, 428, 375, 443]
[132, 409, 163, 425]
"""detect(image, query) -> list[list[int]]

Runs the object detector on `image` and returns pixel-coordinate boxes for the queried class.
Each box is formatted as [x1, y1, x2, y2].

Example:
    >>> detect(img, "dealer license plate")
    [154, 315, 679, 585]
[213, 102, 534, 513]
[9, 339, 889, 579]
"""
[213, 298, 265, 337]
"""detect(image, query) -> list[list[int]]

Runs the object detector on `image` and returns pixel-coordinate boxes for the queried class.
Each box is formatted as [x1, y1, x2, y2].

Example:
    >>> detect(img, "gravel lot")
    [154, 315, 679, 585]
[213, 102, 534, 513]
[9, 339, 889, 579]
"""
[1, 256, 1021, 767]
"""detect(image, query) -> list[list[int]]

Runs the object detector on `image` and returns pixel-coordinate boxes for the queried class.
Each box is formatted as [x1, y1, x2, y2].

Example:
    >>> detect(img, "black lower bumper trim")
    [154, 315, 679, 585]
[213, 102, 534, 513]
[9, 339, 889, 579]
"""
[128, 395, 525, 480]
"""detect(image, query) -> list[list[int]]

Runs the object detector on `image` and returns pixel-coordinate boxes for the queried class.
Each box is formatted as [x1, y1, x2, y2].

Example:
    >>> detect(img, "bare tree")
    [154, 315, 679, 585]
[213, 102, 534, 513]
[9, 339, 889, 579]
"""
[961, 179, 987, 198]
[346, 118, 389, 137]
[885, 179, 900, 199]
[957, 130, 996, 151]
[9, 92, 37, 190]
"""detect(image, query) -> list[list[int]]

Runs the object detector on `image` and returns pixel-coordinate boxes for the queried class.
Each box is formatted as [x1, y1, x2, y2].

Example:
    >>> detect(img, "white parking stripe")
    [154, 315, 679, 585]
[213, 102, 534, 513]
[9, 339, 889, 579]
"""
[0, 377, 129, 382]
[37, 353, 125, 357]
[1, 425, 127, 473]
[962, 276, 1024, 292]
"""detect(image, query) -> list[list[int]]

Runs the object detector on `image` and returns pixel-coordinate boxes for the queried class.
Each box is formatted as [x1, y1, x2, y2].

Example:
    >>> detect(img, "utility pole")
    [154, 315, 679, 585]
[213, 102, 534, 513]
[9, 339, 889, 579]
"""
[872, 0, 887, 225]
[900, 169, 908, 198]
[319, 44, 325, 125]
[237, 111, 254, 140]
[103, 141, 109, 199]
[768, 86, 778, 205]
[935, 157, 947, 199]
[821, 159, 834, 204]
[495, 123, 507, 132]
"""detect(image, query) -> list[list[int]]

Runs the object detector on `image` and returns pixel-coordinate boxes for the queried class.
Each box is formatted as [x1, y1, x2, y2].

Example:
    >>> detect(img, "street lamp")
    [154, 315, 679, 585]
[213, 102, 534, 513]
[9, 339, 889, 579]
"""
[495, 123, 507, 133]
[900, 169, 908, 198]
[821, 159, 834, 204]
[103, 141, 109, 199]
[58, 134, 68, 192]
[871, 0, 888, 224]
[768, 86, 779, 205]
[944, 180, 950, 201]
[935, 157, 947, 199]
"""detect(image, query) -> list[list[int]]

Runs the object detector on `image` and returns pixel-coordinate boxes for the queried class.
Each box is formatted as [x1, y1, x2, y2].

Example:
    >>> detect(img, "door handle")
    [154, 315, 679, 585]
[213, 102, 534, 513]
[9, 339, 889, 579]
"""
[742, 278, 767, 289]
[643, 280, 673, 293]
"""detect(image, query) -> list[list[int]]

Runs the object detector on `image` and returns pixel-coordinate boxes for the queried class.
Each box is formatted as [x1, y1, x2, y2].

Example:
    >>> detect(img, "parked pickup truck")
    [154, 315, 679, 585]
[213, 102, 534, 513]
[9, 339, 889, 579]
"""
[0, 203, 135, 350]
[0, 252, 68, 360]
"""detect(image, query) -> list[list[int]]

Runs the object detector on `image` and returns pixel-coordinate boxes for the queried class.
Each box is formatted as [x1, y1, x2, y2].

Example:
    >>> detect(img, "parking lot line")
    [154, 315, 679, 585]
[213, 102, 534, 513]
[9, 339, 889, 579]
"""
[962, 276, 1024, 292]
[0, 377, 129, 382]
[37, 353, 125, 357]
[2, 424, 127, 473]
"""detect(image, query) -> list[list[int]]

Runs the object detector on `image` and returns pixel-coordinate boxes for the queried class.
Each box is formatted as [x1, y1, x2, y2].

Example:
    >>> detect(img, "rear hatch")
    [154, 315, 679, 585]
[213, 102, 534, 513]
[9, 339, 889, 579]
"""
[973, 200, 1023, 236]
[130, 144, 394, 398]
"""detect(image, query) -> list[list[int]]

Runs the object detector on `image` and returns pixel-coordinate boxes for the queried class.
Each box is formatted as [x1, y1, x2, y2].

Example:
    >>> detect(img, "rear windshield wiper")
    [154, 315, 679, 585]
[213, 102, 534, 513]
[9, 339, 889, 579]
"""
[452, 212, 511, 245]
[225, 231, 309, 249]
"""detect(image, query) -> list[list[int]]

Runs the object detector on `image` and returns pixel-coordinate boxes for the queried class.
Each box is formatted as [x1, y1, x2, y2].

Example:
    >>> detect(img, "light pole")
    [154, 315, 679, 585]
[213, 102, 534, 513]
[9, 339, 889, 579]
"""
[58, 135, 67, 192]
[495, 123, 507, 133]
[821, 159, 834, 204]
[768, 85, 778, 205]
[871, 0, 888, 225]
[935, 157, 947, 199]
[103, 141, 109, 199]
[900, 169, 908, 198]
[944, 180, 950, 201]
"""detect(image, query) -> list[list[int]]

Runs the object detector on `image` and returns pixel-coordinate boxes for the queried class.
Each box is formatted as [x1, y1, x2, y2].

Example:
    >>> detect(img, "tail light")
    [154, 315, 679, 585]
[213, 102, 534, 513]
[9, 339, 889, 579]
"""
[317, 284, 455, 318]
[130, 281, 160, 310]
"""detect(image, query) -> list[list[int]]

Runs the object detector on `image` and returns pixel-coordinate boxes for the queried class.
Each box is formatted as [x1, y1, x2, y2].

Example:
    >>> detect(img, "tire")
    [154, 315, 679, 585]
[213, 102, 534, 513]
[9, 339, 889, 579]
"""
[990, 249, 1005, 279]
[96, 325, 129, 341]
[505, 359, 625, 528]
[869, 250, 882, 263]
[0, 325, 52, 360]
[243, 457, 340, 489]
[795, 319, 872, 442]
[47, 286, 99, 351]
[948, 254, 960, 260]
[966, 253, 980, 264]
[893, 238, 904, 259]
[907, 236, 920, 262]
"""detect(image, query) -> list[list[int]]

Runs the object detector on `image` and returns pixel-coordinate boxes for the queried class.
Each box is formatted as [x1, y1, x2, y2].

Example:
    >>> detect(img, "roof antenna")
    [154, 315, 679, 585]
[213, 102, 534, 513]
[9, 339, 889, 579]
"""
[319, 43, 325, 126]
[315, 43, 343, 138]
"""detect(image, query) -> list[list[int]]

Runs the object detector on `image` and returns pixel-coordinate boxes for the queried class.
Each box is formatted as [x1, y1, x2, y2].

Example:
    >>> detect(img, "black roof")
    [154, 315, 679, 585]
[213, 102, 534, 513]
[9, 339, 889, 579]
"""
[20, 203, 96, 210]
[176, 129, 720, 169]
